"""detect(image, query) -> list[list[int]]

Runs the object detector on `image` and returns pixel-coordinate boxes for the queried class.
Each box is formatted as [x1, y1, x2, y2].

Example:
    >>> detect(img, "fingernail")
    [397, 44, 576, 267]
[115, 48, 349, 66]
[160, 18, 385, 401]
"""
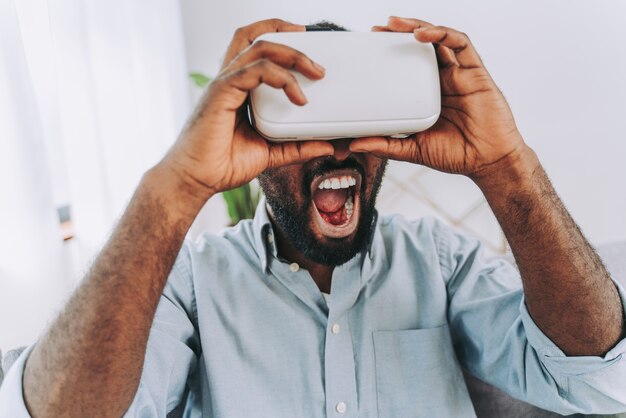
[313, 61, 325, 73]
[413, 28, 427, 38]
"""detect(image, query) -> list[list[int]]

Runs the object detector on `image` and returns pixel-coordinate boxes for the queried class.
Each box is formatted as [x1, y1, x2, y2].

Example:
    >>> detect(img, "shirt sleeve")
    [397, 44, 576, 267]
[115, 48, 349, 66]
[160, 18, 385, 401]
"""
[434, 222, 626, 415]
[124, 242, 200, 417]
[0, 345, 36, 417]
[0, 241, 200, 418]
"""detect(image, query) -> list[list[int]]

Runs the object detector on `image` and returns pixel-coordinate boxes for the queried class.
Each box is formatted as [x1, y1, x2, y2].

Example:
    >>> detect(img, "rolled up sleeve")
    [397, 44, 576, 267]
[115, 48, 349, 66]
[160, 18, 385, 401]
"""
[520, 282, 626, 413]
[0, 345, 36, 417]
[436, 221, 626, 415]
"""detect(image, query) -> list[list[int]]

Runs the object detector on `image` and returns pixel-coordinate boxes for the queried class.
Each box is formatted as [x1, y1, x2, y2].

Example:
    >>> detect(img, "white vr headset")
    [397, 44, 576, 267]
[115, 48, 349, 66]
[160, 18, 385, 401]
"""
[248, 27, 441, 142]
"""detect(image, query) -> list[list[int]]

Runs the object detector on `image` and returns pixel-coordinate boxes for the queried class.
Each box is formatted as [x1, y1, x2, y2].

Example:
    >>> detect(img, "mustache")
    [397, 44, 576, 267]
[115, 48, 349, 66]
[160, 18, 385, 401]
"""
[302, 157, 366, 199]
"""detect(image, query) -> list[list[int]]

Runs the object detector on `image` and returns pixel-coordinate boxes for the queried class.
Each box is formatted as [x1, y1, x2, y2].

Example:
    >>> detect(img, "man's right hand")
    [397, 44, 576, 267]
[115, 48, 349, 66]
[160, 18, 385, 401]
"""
[161, 19, 333, 200]
[16, 19, 333, 418]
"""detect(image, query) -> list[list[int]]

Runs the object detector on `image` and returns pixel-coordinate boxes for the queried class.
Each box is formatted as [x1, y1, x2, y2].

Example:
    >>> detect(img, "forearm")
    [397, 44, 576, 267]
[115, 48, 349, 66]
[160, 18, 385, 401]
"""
[474, 145, 625, 356]
[23, 163, 209, 418]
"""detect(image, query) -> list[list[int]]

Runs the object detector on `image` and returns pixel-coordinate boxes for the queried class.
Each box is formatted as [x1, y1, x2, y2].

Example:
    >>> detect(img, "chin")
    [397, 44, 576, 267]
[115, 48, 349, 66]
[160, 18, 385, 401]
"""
[259, 155, 386, 267]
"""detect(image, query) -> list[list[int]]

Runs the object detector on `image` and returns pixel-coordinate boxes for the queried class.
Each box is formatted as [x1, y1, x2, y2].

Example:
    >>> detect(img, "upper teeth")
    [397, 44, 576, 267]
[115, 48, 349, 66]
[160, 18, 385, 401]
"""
[318, 176, 356, 190]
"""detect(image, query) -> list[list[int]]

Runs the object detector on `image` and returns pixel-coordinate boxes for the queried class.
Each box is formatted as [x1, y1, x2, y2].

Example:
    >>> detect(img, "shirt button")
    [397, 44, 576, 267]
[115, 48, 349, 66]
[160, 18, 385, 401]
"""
[336, 402, 347, 414]
[331, 323, 340, 335]
[289, 262, 299, 272]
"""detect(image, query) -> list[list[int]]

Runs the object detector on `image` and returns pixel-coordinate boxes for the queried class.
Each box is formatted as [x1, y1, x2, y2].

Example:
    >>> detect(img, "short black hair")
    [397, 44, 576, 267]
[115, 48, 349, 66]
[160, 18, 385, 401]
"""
[308, 20, 349, 32]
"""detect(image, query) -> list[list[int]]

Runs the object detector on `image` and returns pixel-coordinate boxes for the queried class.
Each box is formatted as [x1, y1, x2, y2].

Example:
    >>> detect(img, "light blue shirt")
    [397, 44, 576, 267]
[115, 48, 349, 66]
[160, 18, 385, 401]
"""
[2, 200, 626, 417]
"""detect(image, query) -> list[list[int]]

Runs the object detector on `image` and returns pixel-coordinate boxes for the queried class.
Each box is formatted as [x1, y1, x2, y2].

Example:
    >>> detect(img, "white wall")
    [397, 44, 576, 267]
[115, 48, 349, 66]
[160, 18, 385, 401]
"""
[180, 0, 626, 245]
[0, 0, 191, 351]
[2, 0, 623, 352]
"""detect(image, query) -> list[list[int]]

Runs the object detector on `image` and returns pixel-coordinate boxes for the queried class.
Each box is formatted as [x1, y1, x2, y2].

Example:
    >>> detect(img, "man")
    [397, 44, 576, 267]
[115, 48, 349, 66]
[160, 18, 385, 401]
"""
[1, 16, 625, 417]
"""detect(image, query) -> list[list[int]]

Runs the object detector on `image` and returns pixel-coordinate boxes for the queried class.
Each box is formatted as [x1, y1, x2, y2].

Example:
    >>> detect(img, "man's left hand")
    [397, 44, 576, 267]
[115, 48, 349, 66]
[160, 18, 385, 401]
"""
[350, 16, 527, 180]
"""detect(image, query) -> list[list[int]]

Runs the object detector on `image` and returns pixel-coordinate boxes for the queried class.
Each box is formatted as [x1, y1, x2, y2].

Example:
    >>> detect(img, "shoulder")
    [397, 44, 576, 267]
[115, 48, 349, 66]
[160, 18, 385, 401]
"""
[187, 219, 256, 260]
[377, 213, 458, 253]
[180, 219, 266, 283]
[165, 220, 261, 308]
[376, 214, 489, 280]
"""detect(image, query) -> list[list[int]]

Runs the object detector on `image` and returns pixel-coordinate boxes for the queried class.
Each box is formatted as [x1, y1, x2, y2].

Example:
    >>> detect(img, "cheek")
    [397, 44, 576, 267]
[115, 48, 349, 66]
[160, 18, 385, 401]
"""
[275, 170, 308, 207]
[362, 157, 387, 197]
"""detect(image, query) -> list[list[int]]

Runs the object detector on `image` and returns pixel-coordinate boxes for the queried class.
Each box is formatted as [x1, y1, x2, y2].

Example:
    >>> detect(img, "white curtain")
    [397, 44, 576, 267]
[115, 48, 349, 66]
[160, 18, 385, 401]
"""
[0, 0, 190, 349]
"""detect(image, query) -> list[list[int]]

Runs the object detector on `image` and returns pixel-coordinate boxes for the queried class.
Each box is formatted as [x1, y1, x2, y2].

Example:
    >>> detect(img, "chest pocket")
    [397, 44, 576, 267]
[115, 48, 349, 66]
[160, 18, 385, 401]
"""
[373, 324, 475, 418]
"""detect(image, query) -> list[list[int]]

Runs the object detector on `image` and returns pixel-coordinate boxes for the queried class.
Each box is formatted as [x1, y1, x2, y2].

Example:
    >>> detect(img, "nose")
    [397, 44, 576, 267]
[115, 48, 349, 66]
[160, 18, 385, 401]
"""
[332, 138, 352, 162]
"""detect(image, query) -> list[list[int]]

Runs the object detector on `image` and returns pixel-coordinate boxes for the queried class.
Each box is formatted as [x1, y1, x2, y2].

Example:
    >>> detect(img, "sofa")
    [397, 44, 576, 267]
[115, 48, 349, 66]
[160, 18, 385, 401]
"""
[2, 241, 625, 417]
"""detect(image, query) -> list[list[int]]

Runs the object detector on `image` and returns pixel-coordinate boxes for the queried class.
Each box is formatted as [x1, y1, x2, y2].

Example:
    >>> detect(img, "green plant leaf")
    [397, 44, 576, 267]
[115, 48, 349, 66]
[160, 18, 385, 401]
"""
[222, 190, 239, 225]
[190, 72, 212, 88]
[221, 183, 262, 226]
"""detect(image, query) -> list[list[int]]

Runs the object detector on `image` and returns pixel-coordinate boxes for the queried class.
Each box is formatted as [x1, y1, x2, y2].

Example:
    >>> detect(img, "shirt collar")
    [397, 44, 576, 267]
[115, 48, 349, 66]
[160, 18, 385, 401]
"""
[251, 196, 380, 273]
[251, 196, 276, 272]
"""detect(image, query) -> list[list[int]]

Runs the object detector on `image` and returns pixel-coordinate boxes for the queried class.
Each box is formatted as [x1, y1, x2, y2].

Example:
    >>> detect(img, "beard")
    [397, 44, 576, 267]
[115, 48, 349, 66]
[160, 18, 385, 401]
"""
[258, 156, 387, 266]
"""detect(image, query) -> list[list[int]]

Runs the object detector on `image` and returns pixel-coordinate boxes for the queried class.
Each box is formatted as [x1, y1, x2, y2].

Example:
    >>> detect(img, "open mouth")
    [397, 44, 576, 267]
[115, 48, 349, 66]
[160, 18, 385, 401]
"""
[310, 169, 361, 239]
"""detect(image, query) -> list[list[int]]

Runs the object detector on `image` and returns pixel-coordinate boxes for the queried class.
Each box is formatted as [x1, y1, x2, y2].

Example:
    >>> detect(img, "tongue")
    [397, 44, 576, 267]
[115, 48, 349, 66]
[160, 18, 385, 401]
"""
[313, 188, 348, 213]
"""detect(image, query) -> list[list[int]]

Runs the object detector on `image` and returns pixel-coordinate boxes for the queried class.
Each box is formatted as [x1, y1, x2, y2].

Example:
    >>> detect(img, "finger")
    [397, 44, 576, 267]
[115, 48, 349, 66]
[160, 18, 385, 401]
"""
[267, 141, 334, 168]
[414, 26, 483, 69]
[386, 16, 434, 32]
[349, 136, 420, 163]
[219, 60, 308, 110]
[433, 43, 459, 68]
[222, 40, 325, 80]
[223, 19, 305, 69]
[374, 17, 457, 67]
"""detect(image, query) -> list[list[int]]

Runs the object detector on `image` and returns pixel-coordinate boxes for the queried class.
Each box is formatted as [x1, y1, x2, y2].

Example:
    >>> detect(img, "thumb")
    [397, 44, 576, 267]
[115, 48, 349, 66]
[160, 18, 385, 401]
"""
[349, 136, 421, 163]
[267, 140, 334, 169]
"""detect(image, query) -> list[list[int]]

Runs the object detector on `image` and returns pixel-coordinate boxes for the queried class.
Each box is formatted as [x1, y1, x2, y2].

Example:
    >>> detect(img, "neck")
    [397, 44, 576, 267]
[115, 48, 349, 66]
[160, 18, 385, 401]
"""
[269, 209, 334, 294]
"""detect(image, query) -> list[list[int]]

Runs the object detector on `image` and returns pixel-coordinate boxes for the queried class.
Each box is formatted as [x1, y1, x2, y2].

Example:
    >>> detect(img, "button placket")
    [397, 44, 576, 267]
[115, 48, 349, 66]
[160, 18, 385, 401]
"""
[323, 264, 360, 418]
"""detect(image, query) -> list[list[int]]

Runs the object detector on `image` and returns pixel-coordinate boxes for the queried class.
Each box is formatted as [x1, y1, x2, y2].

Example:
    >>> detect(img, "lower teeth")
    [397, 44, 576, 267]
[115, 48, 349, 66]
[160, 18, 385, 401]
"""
[345, 196, 353, 219]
